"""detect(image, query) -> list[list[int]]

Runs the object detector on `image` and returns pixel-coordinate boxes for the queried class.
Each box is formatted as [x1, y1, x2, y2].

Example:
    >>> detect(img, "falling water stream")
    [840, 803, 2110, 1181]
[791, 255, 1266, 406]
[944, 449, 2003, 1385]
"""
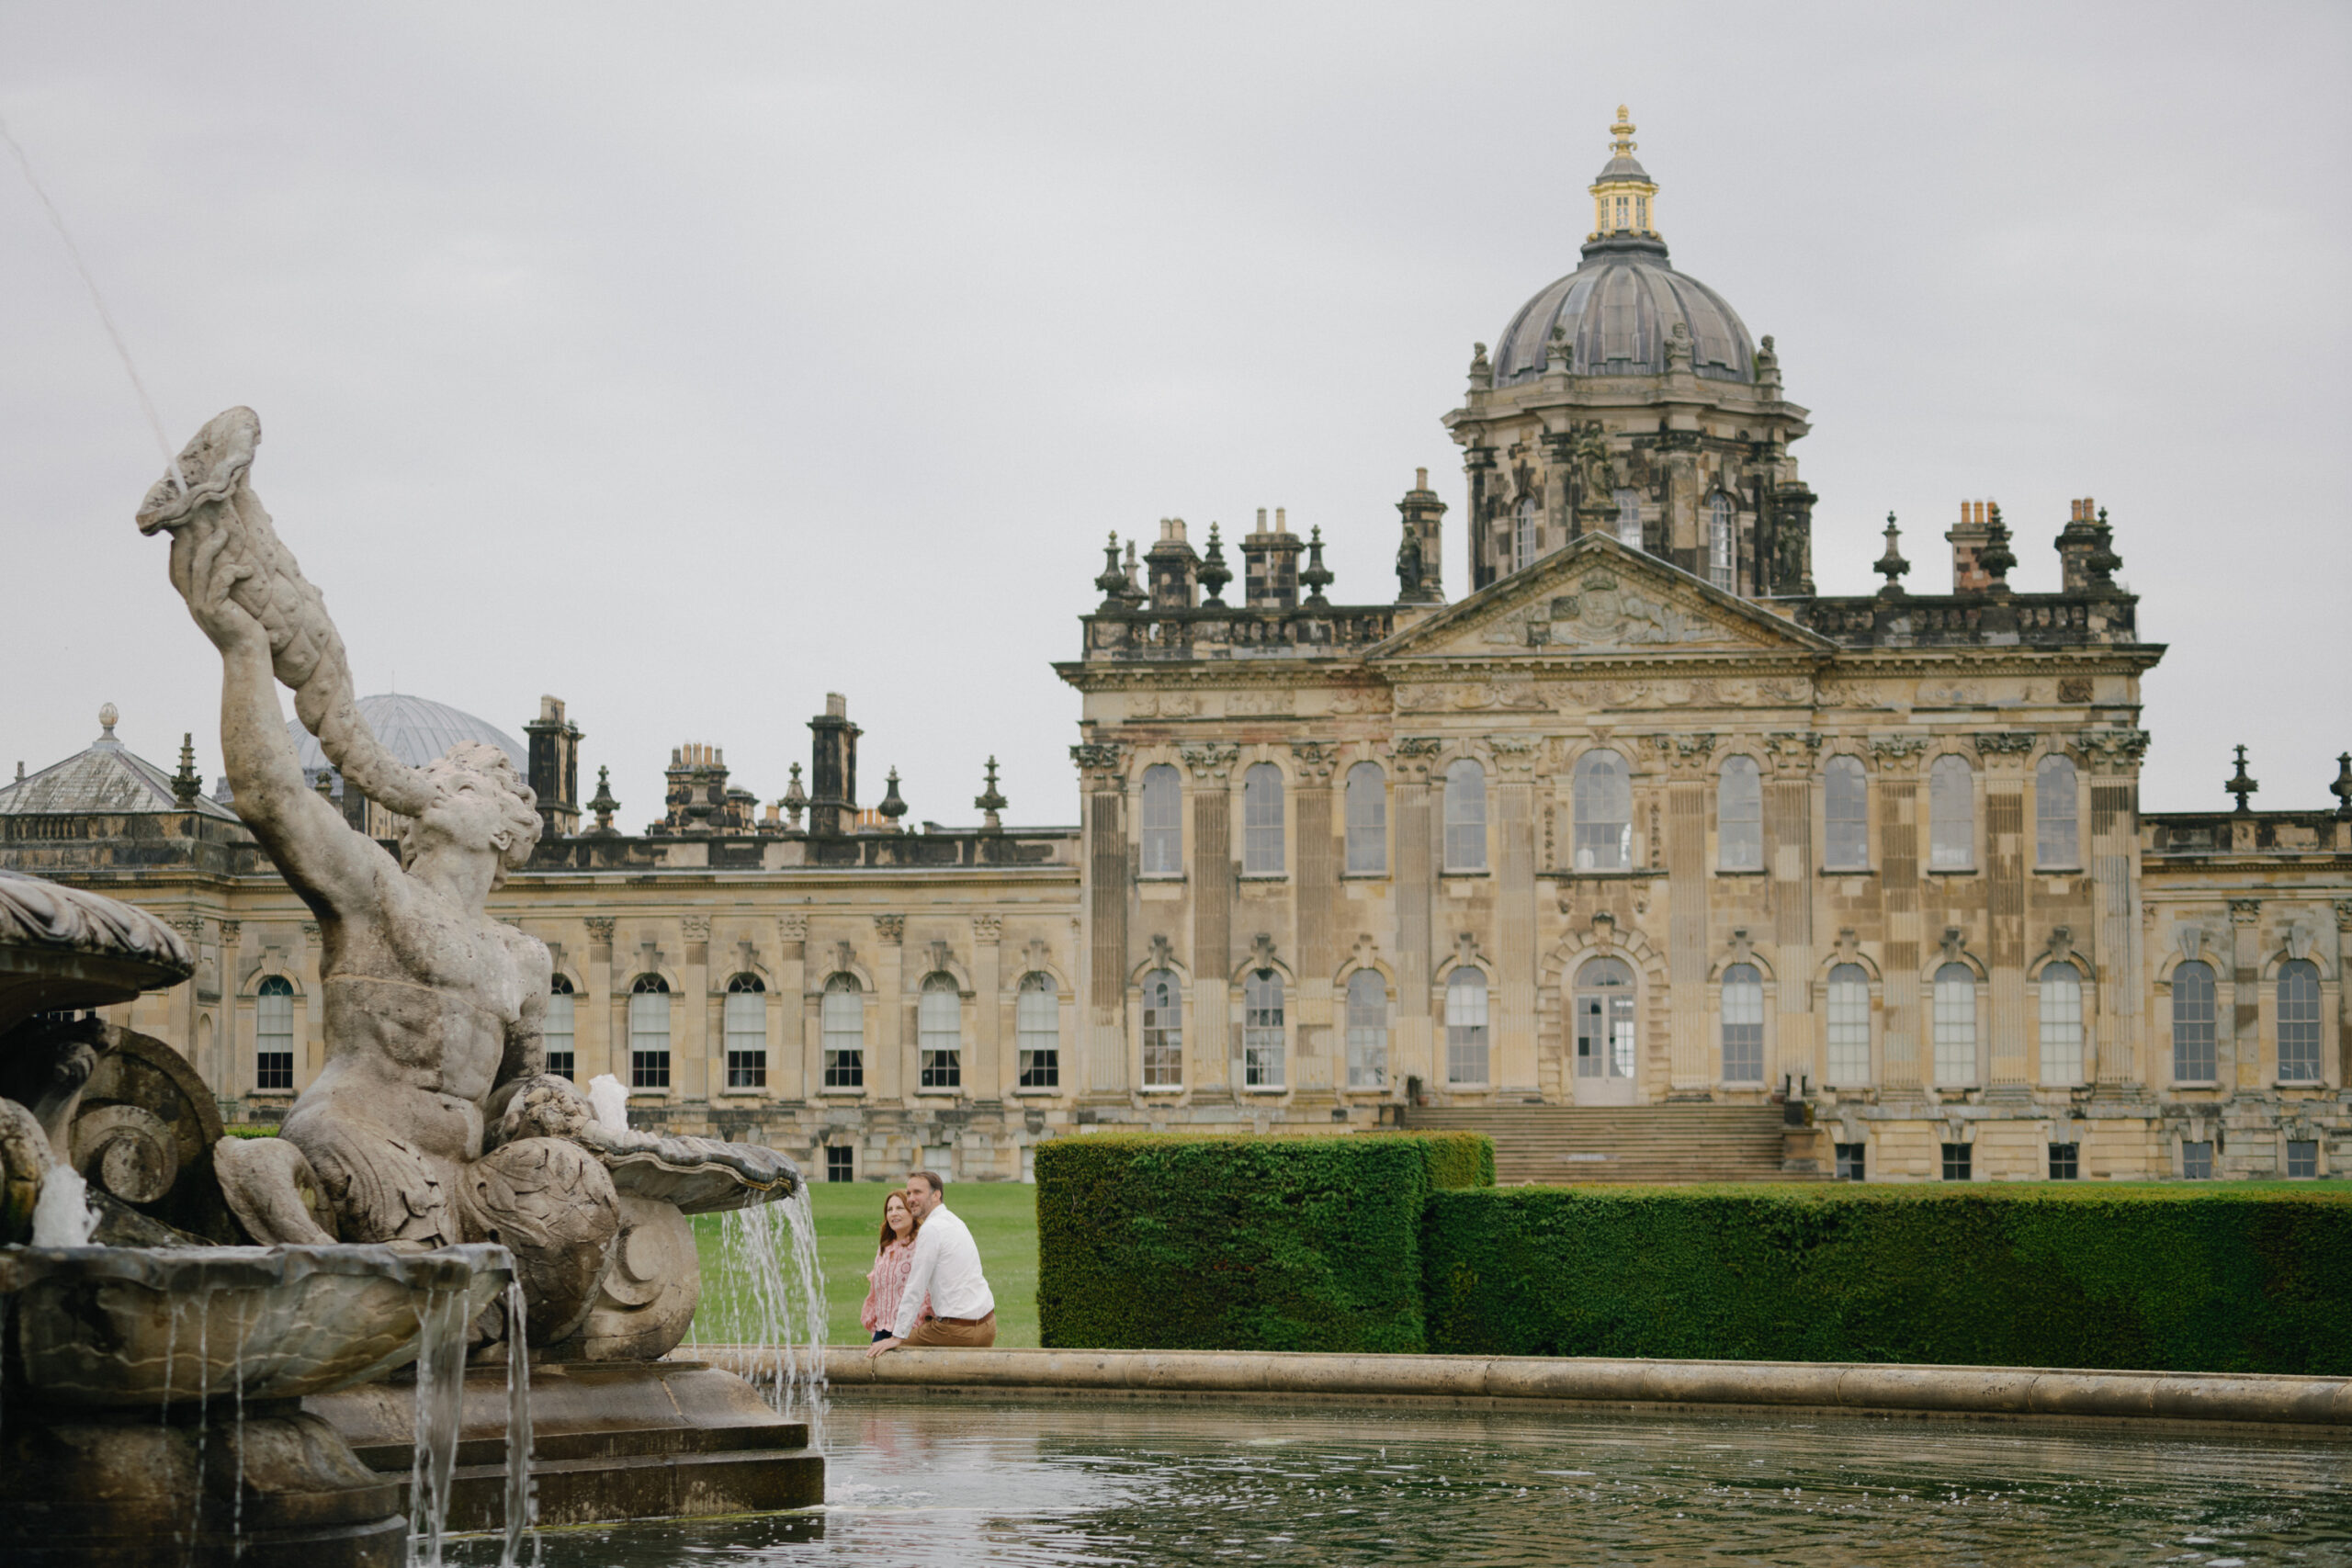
[500, 1278, 536, 1568]
[409, 1277, 474, 1567]
[692, 1187, 831, 1450]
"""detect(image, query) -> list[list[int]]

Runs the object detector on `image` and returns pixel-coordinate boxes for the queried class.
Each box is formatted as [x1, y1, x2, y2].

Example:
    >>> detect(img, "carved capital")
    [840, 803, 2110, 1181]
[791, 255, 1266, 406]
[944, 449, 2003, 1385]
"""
[680, 915, 712, 942]
[1287, 740, 1339, 783]
[218, 919, 243, 947]
[2081, 728, 2152, 768]
[1070, 740, 1126, 790]
[972, 913, 1003, 945]
[2335, 899, 2352, 934]
[776, 912, 808, 944]
[2228, 898, 2260, 927]
[1645, 732, 1717, 776]
[1868, 734, 1928, 772]
[874, 914, 905, 944]
[1393, 737, 1444, 782]
[300, 920, 321, 944]
[1974, 731, 2039, 757]
[583, 916, 615, 948]
[1177, 741, 1239, 784]
[1763, 731, 1822, 774]
[1489, 735, 1542, 776]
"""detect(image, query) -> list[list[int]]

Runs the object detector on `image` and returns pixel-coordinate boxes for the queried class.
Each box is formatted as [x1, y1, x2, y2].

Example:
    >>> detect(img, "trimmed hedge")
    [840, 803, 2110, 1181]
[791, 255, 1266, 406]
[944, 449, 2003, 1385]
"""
[1423, 1184, 2352, 1375]
[1035, 1132, 1491, 1352]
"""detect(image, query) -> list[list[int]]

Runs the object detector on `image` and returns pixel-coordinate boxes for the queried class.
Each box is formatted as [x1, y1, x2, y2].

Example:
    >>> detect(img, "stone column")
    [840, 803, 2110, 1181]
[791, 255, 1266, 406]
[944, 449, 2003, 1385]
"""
[972, 914, 1004, 1095]
[1393, 740, 1441, 1089]
[1983, 739, 2030, 1089]
[1873, 740, 1925, 1090]
[776, 914, 808, 1100]
[874, 914, 905, 1100]
[1766, 733, 1818, 1089]
[1657, 739, 1711, 1094]
[585, 917, 615, 1082]
[681, 916, 711, 1106]
[2230, 897, 2262, 1090]
[1494, 738, 1541, 1093]
[1291, 742, 1338, 1087]
[2087, 732, 2148, 1088]
[1076, 742, 1129, 1094]
[1184, 743, 1238, 1092]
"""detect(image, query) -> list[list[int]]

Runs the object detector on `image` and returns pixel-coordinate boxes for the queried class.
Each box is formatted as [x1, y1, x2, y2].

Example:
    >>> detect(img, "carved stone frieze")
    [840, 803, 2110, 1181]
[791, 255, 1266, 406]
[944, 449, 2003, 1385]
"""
[1396, 681, 1546, 713]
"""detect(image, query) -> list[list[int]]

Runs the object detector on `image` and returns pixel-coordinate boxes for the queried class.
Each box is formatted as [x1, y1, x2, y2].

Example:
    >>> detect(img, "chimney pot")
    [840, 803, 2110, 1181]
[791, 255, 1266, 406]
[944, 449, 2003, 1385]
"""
[825, 692, 847, 718]
[1415, 467, 1429, 490]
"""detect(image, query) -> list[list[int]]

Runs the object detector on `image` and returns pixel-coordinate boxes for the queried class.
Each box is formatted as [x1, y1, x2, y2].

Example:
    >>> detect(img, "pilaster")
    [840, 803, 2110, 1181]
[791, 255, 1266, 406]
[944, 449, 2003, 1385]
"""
[1765, 732, 1817, 1088]
[1494, 737, 1541, 1092]
[1982, 739, 2030, 1089]
[972, 913, 1004, 1095]
[874, 914, 905, 1101]
[1394, 739, 1440, 1089]
[1075, 742, 1130, 1094]
[682, 914, 711, 1104]
[776, 914, 808, 1100]
[1291, 741, 1337, 1085]
[585, 917, 615, 1082]
[1872, 738, 1925, 1090]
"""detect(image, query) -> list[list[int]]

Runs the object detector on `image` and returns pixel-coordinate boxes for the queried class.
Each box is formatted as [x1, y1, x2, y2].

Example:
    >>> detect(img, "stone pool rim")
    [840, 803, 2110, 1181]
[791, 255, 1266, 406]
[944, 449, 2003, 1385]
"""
[699, 1347, 2352, 1436]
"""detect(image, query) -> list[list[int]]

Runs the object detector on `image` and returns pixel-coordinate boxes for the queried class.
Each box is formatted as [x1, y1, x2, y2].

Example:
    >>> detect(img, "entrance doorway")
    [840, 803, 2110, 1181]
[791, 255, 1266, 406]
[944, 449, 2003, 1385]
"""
[1573, 956, 1638, 1105]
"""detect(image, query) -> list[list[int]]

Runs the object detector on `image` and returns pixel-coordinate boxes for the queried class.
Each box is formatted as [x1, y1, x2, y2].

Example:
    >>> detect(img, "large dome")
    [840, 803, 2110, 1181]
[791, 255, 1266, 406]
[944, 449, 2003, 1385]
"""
[288, 694, 526, 777]
[1491, 234, 1755, 386]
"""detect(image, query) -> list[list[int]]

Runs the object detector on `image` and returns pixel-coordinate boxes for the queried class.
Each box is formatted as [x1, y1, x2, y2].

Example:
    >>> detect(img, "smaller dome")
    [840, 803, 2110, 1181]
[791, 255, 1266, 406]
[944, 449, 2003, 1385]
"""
[288, 694, 526, 779]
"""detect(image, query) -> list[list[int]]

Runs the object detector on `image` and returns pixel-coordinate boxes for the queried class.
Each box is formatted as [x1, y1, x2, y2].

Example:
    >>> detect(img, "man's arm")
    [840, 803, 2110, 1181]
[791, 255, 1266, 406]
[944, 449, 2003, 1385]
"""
[172, 524, 384, 918]
[891, 1220, 943, 1341]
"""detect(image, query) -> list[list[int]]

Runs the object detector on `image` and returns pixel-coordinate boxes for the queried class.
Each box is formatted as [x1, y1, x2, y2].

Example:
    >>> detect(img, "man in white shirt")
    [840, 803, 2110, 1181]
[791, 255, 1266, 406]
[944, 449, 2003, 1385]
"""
[865, 1169, 997, 1356]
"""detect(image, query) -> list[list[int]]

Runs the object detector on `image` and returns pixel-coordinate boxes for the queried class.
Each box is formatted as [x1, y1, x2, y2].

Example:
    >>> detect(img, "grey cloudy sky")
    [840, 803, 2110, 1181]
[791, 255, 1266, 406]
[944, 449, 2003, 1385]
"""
[3, 3, 2346, 827]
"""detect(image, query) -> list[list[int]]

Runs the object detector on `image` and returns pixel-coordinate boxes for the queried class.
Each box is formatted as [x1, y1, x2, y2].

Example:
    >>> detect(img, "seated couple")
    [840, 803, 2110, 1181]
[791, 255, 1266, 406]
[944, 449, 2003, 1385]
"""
[860, 1169, 996, 1357]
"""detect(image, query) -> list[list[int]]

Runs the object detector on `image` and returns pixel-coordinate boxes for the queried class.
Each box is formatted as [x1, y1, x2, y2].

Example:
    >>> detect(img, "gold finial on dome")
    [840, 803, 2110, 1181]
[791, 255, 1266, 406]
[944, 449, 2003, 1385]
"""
[1589, 106, 1660, 243]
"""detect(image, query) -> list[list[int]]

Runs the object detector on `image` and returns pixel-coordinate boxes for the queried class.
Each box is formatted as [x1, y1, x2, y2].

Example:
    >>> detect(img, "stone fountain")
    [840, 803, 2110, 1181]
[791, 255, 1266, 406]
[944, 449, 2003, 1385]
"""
[0, 409, 823, 1565]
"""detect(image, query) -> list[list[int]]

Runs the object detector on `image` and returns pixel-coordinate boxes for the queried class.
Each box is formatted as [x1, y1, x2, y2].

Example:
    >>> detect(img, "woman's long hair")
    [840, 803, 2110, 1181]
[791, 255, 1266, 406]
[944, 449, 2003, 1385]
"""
[876, 1188, 923, 1250]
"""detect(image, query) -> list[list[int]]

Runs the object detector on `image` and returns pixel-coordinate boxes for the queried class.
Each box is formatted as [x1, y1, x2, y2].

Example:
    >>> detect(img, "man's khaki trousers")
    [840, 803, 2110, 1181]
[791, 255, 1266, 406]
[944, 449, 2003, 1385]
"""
[904, 1312, 997, 1348]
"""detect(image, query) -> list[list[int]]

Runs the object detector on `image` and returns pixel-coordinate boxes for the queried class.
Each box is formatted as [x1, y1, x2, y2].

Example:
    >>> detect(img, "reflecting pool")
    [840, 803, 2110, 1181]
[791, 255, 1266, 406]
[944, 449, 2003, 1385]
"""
[452, 1393, 2349, 1566]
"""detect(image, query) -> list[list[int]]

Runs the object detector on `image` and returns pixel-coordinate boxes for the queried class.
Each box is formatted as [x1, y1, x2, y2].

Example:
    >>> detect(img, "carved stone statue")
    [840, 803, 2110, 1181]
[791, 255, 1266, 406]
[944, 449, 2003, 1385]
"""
[140, 410, 797, 1354]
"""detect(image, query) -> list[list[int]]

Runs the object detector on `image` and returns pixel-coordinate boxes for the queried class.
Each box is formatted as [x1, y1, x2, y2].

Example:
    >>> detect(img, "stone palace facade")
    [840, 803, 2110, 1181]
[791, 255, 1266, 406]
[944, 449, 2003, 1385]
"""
[7, 112, 2348, 1183]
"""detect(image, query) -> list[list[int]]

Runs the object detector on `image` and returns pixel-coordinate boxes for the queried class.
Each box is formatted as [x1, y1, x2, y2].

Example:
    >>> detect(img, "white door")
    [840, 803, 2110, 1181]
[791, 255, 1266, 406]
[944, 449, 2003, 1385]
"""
[1572, 962, 1639, 1106]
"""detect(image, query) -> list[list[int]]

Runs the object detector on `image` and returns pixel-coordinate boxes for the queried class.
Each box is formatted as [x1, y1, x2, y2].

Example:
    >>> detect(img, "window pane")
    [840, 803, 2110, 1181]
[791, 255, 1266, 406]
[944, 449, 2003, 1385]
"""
[822, 976, 864, 1089]
[1707, 494, 1734, 592]
[2278, 960, 2322, 1083]
[1345, 969, 1388, 1089]
[919, 976, 962, 1089]
[1016, 973, 1059, 1089]
[2182, 1140, 2213, 1179]
[543, 989, 576, 1080]
[1929, 755, 1974, 870]
[2172, 961, 2216, 1082]
[1825, 755, 1869, 870]
[1721, 963, 1764, 1082]
[1574, 956, 1634, 1080]
[1573, 750, 1631, 871]
[723, 987, 766, 1089]
[1826, 963, 1870, 1087]
[1243, 763, 1284, 875]
[1344, 762, 1386, 875]
[1140, 764, 1182, 877]
[1513, 496, 1538, 571]
[255, 976, 295, 1090]
[629, 988, 671, 1090]
[1243, 969, 1284, 1088]
[1717, 756, 1762, 871]
[2035, 755, 2079, 868]
[2039, 962, 2083, 1086]
[1142, 968, 1182, 1088]
[1445, 969, 1488, 1085]
[1941, 1143, 1973, 1181]
[1933, 962, 1975, 1086]
[1443, 758, 1487, 872]
[1614, 488, 1642, 548]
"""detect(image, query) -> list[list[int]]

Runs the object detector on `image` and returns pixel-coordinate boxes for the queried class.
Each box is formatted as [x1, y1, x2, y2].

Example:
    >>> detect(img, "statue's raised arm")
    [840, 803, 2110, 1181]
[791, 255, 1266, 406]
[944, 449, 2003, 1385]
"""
[139, 409, 439, 916]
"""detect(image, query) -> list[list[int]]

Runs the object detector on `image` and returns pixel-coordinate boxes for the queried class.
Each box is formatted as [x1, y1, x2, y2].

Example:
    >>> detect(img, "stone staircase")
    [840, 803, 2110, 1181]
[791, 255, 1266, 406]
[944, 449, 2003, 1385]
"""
[1404, 1104, 1826, 1186]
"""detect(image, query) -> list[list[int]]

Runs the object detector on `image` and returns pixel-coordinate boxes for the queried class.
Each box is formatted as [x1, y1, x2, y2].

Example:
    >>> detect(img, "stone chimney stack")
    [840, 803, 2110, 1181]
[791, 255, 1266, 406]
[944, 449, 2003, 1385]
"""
[1143, 517, 1201, 610]
[808, 692, 861, 837]
[1947, 499, 1995, 593]
[1240, 506, 1303, 610]
[2055, 496, 2102, 592]
[1395, 468, 1447, 604]
[524, 694, 583, 839]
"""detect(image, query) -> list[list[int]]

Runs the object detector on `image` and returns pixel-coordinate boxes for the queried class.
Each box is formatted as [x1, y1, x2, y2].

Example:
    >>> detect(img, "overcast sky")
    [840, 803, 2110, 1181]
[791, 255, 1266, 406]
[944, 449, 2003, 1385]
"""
[3, 4, 2346, 829]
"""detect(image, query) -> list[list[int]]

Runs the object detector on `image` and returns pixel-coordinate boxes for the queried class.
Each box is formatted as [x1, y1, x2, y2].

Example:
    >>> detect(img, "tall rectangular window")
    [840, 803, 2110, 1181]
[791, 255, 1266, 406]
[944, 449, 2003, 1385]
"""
[1443, 759, 1487, 873]
[1141, 969, 1182, 1089]
[1721, 964, 1764, 1083]
[628, 979, 672, 1090]
[1242, 763, 1284, 875]
[1824, 755, 1869, 870]
[1016, 973, 1059, 1089]
[1929, 755, 1975, 871]
[723, 976, 766, 1089]
[1933, 963, 1977, 1087]
[1344, 762, 1386, 874]
[1344, 970, 1388, 1089]
[1614, 488, 1642, 549]
[1706, 494, 1734, 592]
[1572, 750, 1632, 871]
[2035, 754, 2079, 868]
[2172, 961, 2216, 1083]
[1513, 497, 1537, 571]
[543, 978, 576, 1081]
[919, 976, 963, 1089]
[1446, 970, 1489, 1085]
[255, 976, 295, 1091]
[2278, 961, 2322, 1084]
[2039, 962, 2084, 1087]
[1139, 764, 1182, 877]
[1716, 756, 1762, 871]
[1826, 964, 1871, 1087]
[1243, 970, 1285, 1089]
[821, 976, 865, 1089]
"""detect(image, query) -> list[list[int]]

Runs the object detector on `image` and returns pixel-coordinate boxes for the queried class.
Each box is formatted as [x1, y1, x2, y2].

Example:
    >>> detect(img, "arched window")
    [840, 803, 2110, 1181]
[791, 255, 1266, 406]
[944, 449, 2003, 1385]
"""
[1016, 972, 1059, 1089]
[919, 973, 962, 1089]
[544, 973, 576, 1080]
[1445, 968, 1489, 1085]
[1443, 758, 1487, 873]
[821, 974, 864, 1089]
[1141, 968, 1182, 1088]
[1139, 764, 1182, 877]
[1722, 963, 1764, 1083]
[1929, 755, 1975, 871]
[1573, 749, 1632, 871]
[628, 974, 672, 1090]
[2172, 960, 2216, 1083]
[1825, 755, 1869, 870]
[1613, 488, 1642, 549]
[1707, 493, 1735, 592]
[1717, 755, 1762, 872]
[1243, 969, 1285, 1088]
[2036, 755, 2080, 869]
[1932, 963, 1976, 1087]
[1344, 761, 1386, 875]
[2278, 959, 2321, 1084]
[1826, 963, 1870, 1086]
[1574, 956, 1635, 1083]
[255, 975, 295, 1091]
[2040, 961, 2083, 1086]
[1513, 495, 1538, 571]
[1242, 763, 1284, 875]
[724, 973, 766, 1089]
[1344, 969, 1388, 1089]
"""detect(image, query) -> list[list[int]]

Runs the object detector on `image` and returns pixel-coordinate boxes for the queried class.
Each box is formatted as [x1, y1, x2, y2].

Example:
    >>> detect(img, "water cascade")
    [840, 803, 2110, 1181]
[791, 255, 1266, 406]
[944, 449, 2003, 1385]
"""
[409, 1276, 476, 1567]
[500, 1278, 536, 1568]
[30, 1161, 97, 1246]
[695, 1185, 831, 1449]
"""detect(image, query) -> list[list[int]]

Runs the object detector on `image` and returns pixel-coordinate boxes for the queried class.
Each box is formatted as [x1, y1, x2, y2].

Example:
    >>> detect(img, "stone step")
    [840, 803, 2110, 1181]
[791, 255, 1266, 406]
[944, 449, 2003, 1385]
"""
[1407, 1105, 1826, 1185]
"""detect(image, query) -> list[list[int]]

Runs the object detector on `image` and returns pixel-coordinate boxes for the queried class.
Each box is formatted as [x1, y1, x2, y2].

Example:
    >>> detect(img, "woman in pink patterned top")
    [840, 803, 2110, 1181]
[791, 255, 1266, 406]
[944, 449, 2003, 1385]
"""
[860, 1189, 933, 1342]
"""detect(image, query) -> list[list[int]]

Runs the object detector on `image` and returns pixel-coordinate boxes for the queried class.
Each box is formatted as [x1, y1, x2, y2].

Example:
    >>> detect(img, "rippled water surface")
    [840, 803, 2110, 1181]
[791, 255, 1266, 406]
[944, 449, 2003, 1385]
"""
[456, 1393, 2350, 1566]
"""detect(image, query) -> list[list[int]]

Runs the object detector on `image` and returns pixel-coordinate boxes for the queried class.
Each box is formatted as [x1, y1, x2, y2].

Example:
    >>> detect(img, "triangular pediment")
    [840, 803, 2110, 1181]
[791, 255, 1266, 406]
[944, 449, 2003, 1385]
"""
[1366, 533, 1833, 663]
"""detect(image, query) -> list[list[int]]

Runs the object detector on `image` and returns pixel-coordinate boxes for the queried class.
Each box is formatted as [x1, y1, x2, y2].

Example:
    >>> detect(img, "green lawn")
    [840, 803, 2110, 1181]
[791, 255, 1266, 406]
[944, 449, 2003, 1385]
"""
[692, 1180, 1040, 1348]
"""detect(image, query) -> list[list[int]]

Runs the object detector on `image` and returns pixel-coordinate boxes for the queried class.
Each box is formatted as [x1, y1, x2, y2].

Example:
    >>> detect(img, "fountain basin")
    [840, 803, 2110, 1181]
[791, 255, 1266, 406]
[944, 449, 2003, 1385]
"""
[1, 1240, 511, 1405]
